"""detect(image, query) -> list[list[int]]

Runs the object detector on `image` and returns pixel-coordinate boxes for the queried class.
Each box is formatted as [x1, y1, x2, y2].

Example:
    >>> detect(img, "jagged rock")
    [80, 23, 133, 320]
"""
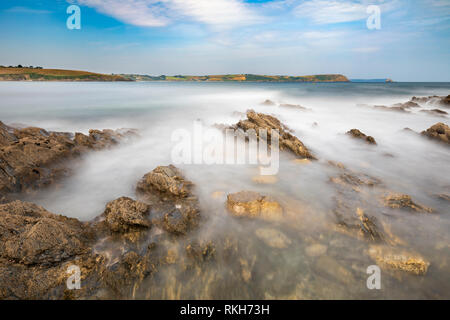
[226, 191, 283, 221]
[441, 95, 450, 106]
[0, 121, 136, 194]
[0, 200, 93, 265]
[383, 193, 432, 213]
[421, 122, 450, 145]
[412, 95, 450, 107]
[136, 165, 193, 198]
[236, 110, 316, 159]
[136, 165, 200, 235]
[254, 228, 291, 249]
[102, 197, 150, 233]
[369, 246, 430, 275]
[346, 129, 377, 145]
[333, 202, 386, 242]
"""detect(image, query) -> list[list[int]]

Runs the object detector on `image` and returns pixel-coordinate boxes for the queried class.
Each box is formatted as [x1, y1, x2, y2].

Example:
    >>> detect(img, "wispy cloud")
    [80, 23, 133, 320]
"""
[4, 6, 52, 14]
[293, 0, 398, 25]
[75, 0, 170, 27]
[74, 0, 263, 28]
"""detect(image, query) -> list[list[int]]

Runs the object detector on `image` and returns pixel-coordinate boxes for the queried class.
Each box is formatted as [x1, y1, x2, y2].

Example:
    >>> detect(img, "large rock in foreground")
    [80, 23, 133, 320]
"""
[226, 191, 283, 221]
[236, 110, 316, 159]
[421, 122, 449, 145]
[0, 121, 136, 194]
[0, 200, 93, 265]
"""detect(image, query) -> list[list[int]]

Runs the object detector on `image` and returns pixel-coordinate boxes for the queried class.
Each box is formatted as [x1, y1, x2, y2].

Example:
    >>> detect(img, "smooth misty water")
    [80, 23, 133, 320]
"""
[0, 81, 449, 299]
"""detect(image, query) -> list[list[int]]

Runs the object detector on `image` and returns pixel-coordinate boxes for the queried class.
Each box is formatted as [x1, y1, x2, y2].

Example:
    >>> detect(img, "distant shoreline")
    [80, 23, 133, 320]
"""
[0, 67, 351, 83]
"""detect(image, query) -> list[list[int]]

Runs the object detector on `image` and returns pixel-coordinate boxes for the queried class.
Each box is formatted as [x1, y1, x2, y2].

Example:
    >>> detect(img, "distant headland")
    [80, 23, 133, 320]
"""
[0, 66, 351, 83]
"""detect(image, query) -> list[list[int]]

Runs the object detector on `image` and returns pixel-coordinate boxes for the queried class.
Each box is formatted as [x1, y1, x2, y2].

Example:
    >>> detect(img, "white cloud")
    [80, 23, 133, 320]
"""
[75, 0, 170, 27]
[74, 0, 263, 28]
[294, 0, 367, 24]
[352, 46, 380, 53]
[293, 0, 398, 25]
[4, 6, 52, 14]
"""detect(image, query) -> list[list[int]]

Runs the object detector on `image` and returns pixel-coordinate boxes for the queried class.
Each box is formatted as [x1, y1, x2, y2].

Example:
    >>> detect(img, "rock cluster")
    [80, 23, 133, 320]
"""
[0, 121, 136, 194]
[235, 110, 316, 159]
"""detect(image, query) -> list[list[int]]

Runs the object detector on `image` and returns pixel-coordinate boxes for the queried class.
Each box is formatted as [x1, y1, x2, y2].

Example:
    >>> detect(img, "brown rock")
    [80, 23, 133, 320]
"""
[0, 121, 136, 194]
[346, 129, 377, 145]
[236, 110, 316, 159]
[136, 165, 193, 198]
[0, 200, 92, 265]
[421, 122, 450, 145]
[383, 193, 432, 213]
[226, 191, 283, 221]
[102, 197, 150, 233]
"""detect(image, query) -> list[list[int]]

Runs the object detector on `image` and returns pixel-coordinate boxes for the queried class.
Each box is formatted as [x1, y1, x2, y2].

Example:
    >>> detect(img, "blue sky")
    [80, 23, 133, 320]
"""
[0, 0, 449, 81]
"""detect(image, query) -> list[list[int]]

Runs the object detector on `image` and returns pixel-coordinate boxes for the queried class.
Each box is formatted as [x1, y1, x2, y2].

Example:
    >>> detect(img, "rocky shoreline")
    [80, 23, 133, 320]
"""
[0, 95, 449, 299]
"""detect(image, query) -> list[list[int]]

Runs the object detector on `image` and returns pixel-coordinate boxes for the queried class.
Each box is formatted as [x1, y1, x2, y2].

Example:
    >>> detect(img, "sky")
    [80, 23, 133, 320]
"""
[0, 0, 449, 81]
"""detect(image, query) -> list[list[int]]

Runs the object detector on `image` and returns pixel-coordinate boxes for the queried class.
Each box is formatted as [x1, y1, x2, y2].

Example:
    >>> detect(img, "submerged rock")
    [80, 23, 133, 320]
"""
[369, 246, 430, 276]
[346, 129, 377, 145]
[305, 244, 328, 257]
[254, 228, 291, 249]
[383, 193, 432, 213]
[421, 122, 450, 145]
[236, 110, 316, 159]
[102, 197, 150, 233]
[279, 103, 309, 111]
[226, 191, 283, 221]
[252, 175, 278, 184]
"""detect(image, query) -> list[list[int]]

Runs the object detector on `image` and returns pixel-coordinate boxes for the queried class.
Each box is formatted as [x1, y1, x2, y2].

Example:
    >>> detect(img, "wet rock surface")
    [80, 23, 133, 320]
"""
[383, 193, 432, 213]
[0, 121, 136, 194]
[235, 110, 316, 159]
[369, 246, 430, 276]
[346, 129, 377, 145]
[226, 191, 283, 221]
[421, 122, 450, 145]
[0, 163, 206, 299]
[136, 165, 200, 235]
[101, 197, 150, 233]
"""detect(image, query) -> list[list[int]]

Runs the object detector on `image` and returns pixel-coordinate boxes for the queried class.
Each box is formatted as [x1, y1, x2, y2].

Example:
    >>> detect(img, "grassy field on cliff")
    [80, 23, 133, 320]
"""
[0, 67, 128, 81]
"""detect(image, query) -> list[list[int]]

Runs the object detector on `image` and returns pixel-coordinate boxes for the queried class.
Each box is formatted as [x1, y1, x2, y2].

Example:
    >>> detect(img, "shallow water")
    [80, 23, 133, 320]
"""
[0, 81, 449, 299]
